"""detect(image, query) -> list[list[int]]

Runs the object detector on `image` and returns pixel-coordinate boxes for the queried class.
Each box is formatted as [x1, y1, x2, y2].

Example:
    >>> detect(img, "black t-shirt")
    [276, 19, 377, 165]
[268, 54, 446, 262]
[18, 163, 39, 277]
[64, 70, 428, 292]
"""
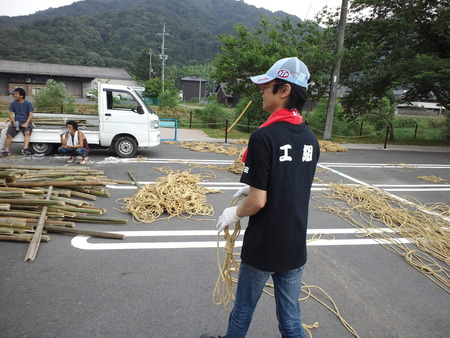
[240, 121, 320, 272]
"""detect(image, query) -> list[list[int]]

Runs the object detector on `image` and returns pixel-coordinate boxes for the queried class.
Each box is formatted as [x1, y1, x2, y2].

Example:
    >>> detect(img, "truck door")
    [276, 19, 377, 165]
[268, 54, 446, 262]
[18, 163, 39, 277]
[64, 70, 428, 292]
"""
[101, 89, 149, 146]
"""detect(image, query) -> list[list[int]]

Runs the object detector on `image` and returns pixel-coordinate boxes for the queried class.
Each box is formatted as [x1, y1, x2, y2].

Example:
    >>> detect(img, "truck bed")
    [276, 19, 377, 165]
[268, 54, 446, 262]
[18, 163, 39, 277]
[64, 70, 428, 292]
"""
[12, 113, 101, 145]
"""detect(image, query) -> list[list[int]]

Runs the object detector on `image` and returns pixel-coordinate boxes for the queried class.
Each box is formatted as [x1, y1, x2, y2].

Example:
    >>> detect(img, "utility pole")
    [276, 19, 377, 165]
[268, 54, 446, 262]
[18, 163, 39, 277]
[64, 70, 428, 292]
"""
[157, 22, 169, 91]
[323, 0, 349, 140]
[148, 49, 154, 80]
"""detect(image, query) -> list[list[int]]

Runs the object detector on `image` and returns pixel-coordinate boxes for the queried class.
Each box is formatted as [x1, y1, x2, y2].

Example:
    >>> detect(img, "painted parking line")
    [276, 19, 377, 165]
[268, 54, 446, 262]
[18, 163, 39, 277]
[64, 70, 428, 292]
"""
[98, 157, 235, 165]
[320, 163, 450, 169]
[71, 228, 411, 251]
[318, 163, 450, 222]
[107, 182, 450, 192]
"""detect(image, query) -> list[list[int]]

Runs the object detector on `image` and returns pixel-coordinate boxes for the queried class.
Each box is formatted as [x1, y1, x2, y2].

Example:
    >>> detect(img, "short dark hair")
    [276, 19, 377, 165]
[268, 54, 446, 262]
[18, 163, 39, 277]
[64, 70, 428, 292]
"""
[13, 88, 26, 99]
[273, 79, 308, 112]
[66, 120, 78, 130]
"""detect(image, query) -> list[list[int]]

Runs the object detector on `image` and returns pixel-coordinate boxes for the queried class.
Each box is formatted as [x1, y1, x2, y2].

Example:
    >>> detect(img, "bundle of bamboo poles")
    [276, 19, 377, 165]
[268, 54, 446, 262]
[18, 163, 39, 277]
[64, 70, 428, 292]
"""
[0, 165, 129, 249]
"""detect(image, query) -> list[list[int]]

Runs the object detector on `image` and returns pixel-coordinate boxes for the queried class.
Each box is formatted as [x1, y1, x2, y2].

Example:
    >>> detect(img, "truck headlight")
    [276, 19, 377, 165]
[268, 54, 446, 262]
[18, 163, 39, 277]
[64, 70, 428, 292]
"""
[150, 120, 160, 129]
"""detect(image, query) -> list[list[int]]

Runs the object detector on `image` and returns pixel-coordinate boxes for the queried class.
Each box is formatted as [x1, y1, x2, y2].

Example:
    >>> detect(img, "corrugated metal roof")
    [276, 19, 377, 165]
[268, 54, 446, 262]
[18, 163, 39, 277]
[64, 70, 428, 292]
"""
[0, 60, 131, 80]
[181, 76, 208, 82]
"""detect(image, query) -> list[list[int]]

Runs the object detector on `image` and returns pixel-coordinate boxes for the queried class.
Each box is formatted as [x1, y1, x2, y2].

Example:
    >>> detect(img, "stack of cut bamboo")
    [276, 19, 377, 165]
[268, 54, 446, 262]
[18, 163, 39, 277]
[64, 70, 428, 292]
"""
[32, 117, 98, 130]
[0, 164, 128, 246]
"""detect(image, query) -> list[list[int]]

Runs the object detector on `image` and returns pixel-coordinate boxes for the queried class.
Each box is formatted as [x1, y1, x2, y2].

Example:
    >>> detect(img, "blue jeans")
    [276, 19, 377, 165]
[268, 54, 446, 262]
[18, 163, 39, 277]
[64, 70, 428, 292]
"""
[58, 146, 88, 157]
[225, 262, 306, 338]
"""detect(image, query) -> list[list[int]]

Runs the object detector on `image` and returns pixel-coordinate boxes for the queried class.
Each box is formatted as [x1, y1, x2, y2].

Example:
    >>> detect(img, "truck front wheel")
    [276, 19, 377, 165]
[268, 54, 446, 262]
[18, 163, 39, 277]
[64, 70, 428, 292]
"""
[114, 136, 137, 158]
[30, 142, 54, 155]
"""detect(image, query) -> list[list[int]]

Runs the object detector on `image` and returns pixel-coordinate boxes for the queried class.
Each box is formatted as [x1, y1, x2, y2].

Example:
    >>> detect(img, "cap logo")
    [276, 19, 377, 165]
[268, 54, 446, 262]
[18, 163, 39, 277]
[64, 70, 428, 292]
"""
[257, 77, 271, 83]
[277, 69, 290, 79]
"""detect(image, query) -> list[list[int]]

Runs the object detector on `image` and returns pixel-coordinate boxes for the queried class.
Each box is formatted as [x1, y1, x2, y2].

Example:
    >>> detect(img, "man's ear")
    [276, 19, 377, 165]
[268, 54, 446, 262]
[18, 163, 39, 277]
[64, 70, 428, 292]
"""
[281, 83, 292, 97]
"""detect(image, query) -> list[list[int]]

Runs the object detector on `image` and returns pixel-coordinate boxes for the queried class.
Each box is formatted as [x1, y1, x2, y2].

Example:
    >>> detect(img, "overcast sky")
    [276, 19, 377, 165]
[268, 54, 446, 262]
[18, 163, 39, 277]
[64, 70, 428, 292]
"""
[0, 0, 345, 20]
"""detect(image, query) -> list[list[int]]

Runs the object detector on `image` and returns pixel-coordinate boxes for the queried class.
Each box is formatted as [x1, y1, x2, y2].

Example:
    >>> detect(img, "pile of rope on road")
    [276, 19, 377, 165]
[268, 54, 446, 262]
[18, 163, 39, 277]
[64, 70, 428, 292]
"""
[315, 183, 450, 293]
[164, 141, 243, 156]
[166, 140, 348, 154]
[319, 140, 348, 152]
[212, 196, 360, 338]
[417, 175, 449, 184]
[117, 167, 221, 223]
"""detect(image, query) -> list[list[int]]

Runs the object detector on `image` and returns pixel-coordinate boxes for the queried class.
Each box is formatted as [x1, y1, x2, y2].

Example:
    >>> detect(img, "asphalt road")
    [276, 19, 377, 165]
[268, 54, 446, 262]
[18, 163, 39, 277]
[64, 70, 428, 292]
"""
[1, 140, 449, 338]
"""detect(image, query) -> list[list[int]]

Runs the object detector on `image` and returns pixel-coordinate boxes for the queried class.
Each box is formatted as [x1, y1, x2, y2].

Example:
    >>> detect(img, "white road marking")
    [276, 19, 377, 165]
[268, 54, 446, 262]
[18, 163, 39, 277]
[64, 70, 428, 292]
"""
[320, 163, 450, 169]
[318, 163, 450, 222]
[71, 228, 411, 251]
[85, 160, 447, 251]
[107, 182, 450, 192]
[98, 157, 235, 165]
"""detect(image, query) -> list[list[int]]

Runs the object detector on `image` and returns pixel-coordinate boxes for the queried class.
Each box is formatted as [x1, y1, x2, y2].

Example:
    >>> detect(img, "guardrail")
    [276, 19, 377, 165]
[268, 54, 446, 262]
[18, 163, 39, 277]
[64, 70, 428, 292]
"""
[160, 118, 178, 141]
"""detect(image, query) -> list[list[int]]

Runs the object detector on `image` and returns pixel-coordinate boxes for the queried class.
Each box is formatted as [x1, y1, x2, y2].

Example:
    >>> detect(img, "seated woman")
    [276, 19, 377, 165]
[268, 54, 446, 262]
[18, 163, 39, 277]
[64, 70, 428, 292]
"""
[58, 120, 89, 164]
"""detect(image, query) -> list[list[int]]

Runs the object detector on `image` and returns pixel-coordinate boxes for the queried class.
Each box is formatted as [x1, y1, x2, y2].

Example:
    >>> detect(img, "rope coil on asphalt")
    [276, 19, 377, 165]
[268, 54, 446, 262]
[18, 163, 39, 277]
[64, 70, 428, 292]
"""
[212, 196, 360, 337]
[116, 167, 220, 223]
[315, 183, 450, 293]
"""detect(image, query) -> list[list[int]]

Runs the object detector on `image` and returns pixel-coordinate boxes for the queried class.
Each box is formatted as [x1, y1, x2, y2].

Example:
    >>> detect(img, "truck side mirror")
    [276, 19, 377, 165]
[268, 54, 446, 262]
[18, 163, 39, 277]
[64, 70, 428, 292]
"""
[136, 106, 144, 114]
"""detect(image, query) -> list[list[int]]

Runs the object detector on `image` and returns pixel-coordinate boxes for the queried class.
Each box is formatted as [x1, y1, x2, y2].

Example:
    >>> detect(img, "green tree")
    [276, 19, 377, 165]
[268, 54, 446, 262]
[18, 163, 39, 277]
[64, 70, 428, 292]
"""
[363, 95, 397, 141]
[166, 63, 215, 92]
[158, 89, 179, 111]
[213, 16, 336, 125]
[33, 79, 76, 113]
[196, 102, 231, 129]
[341, 0, 450, 117]
[144, 78, 163, 98]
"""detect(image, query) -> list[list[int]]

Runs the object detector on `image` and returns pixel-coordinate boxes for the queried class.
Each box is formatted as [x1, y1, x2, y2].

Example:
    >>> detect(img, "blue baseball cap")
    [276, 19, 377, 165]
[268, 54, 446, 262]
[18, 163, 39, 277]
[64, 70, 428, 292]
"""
[250, 57, 310, 89]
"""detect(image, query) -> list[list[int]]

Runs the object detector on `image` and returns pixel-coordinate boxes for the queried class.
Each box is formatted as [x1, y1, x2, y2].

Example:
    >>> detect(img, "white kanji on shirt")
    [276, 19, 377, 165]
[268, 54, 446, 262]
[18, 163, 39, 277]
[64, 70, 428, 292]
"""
[302, 145, 313, 162]
[279, 144, 292, 162]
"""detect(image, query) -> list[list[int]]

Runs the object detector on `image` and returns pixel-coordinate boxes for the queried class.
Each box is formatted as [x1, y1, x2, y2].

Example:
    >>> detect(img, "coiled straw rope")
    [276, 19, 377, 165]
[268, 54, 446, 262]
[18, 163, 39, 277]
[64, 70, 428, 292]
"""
[213, 196, 360, 337]
[213, 196, 242, 312]
[315, 183, 450, 293]
[117, 168, 220, 223]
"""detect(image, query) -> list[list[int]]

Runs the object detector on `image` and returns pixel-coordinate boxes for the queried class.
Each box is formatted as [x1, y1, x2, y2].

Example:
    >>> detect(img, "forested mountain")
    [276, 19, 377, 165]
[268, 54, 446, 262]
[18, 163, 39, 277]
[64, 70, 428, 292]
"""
[0, 0, 299, 71]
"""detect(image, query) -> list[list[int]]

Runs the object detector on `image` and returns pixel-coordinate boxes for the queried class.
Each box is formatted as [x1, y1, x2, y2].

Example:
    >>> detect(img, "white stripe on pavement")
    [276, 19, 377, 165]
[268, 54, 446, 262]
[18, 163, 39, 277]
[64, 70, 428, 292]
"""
[71, 228, 411, 251]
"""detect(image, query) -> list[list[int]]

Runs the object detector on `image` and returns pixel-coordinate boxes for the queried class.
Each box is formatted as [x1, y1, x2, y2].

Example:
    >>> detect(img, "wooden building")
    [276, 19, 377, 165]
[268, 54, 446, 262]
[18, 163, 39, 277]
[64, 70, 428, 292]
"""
[0, 60, 135, 98]
[180, 76, 207, 102]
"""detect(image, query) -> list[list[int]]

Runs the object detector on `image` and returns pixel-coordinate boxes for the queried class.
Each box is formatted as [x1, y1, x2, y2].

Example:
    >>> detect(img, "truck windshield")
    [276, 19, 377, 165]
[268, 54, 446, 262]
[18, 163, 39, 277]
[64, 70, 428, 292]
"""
[134, 91, 155, 114]
[106, 90, 141, 111]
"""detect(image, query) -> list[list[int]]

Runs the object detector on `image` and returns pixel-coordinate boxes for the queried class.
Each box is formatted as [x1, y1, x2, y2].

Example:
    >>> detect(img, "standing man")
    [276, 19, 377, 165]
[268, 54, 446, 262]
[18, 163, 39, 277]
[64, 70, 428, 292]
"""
[1, 87, 34, 157]
[212, 57, 320, 338]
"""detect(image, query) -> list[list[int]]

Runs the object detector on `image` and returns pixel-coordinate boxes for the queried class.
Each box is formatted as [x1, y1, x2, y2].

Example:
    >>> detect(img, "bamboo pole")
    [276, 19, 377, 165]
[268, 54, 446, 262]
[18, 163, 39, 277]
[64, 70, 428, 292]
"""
[0, 211, 43, 218]
[45, 187, 72, 197]
[0, 223, 34, 230]
[227, 100, 252, 132]
[0, 204, 10, 211]
[0, 234, 50, 243]
[0, 218, 27, 226]
[0, 198, 64, 206]
[0, 191, 25, 197]
[128, 171, 142, 189]
[0, 227, 14, 234]
[43, 225, 125, 240]
[25, 219, 76, 228]
[50, 196, 85, 207]
[65, 215, 128, 224]
[6, 180, 108, 188]
[0, 187, 40, 194]
[52, 206, 104, 214]
[24, 186, 53, 262]
[68, 190, 97, 200]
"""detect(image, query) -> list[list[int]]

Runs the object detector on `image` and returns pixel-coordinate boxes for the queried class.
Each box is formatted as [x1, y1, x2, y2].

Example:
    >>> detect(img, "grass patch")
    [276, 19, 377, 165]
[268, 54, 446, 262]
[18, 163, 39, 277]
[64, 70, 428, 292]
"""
[202, 127, 250, 140]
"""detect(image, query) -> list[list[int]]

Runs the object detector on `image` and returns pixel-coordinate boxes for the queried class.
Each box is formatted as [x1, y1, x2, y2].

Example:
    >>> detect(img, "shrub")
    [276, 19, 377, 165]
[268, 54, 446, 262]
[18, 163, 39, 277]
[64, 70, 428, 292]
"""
[33, 79, 76, 113]
[158, 90, 179, 111]
[195, 103, 230, 129]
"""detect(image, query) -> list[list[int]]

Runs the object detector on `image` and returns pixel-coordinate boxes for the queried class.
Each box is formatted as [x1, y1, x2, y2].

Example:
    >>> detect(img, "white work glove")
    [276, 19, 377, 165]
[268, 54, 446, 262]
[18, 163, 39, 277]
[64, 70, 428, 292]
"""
[233, 185, 250, 200]
[59, 129, 68, 135]
[216, 206, 242, 233]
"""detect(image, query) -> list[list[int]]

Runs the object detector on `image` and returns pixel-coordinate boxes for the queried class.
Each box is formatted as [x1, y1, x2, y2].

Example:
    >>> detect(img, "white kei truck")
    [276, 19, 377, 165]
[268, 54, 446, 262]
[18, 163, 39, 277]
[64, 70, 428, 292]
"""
[11, 83, 161, 157]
